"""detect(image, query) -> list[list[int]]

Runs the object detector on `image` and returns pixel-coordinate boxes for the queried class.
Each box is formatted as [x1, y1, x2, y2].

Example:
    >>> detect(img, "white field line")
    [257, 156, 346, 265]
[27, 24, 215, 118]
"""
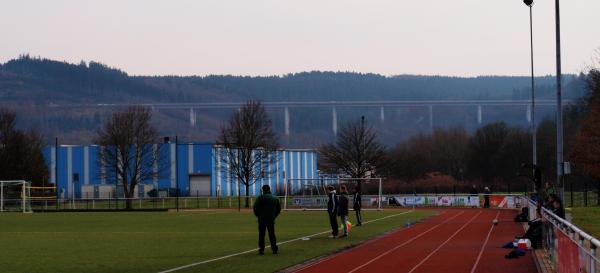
[347, 210, 465, 273]
[177, 211, 232, 217]
[470, 211, 500, 273]
[290, 210, 448, 273]
[293, 211, 446, 272]
[406, 210, 483, 273]
[157, 210, 415, 273]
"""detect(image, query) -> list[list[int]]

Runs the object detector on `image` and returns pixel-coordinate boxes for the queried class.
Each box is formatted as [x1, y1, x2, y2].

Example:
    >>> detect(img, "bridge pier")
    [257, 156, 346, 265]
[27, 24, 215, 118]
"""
[527, 104, 532, 123]
[428, 105, 433, 132]
[332, 106, 338, 136]
[477, 105, 482, 125]
[380, 106, 385, 122]
[189, 108, 196, 127]
[284, 106, 290, 136]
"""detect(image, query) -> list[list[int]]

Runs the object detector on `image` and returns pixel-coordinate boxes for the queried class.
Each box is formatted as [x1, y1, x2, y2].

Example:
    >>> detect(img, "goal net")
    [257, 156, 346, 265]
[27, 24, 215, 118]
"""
[283, 177, 383, 210]
[0, 180, 32, 213]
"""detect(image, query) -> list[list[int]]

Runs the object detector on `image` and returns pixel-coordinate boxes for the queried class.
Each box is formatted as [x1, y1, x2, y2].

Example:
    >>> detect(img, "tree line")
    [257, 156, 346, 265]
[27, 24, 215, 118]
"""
[3, 57, 600, 204]
[1, 55, 586, 105]
[1, 55, 589, 146]
[319, 67, 600, 195]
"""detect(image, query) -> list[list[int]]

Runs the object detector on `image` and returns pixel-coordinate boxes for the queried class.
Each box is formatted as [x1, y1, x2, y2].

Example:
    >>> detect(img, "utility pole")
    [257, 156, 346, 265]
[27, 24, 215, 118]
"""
[175, 135, 179, 212]
[554, 0, 564, 201]
[525, 0, 536, 168]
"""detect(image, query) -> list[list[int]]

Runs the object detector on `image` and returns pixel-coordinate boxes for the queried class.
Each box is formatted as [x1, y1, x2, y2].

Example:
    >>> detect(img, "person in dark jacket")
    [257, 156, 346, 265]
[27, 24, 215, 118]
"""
[327, 185, 339, 238]
[552, 199, 565, 219]
[253, 185, 281, 255]
[338, 185, 350, 237]
[483, 186, 491, 208]
[352, 187, 362, 226]
[469, 185, 478, 207]
[545, 194, 557, 211]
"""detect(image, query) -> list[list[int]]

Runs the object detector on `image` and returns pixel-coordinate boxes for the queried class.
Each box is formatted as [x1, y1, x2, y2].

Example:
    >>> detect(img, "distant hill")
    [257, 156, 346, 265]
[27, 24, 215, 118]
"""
[1, 55, 587, 105]
[0, 55, 589, 147]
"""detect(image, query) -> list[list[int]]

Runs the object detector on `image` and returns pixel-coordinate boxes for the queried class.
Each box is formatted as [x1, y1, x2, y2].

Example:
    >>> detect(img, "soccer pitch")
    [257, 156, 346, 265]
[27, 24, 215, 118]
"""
[0, 209, 434, 273]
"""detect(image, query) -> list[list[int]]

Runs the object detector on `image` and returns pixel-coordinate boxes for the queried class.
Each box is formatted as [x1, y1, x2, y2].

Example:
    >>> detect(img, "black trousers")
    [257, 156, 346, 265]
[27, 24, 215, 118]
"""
[258, 222, 278, 252]
[355, 209, 362, 225]
[329, 212, 339, 236]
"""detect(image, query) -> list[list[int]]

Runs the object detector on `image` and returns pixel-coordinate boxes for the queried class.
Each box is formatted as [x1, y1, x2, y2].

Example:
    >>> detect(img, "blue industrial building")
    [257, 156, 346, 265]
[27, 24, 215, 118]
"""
[43, 143, 318, 199]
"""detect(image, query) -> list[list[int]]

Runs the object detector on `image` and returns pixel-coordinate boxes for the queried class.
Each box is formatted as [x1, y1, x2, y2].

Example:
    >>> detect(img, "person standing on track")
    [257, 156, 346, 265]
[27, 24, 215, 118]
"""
[327, 185, 339, 238]
[352, 186, 362, 226]
[338, 185, 350, 238]
[253, 185, 281, 255]
[483, 186, 491, 208]
[469, 185, 478, 207]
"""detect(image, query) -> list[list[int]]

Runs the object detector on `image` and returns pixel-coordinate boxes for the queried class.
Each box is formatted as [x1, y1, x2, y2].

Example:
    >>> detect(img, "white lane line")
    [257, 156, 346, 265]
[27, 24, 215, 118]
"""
[291, 210, 448, 273]
[157, 210, 415, 273]
[178, 211, 232, 217]
[406, 210, 483, 273]
[470, 211, 500, 273]
[347, 210, 466, 273]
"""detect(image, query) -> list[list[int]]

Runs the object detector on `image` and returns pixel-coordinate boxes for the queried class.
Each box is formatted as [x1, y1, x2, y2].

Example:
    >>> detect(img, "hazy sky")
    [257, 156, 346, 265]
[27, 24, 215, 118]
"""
[1, 0, 599, 77]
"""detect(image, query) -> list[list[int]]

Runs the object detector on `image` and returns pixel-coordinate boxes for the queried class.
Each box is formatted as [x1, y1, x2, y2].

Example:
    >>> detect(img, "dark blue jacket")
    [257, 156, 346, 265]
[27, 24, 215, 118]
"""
[352, 192, 362, 210]
[327, 191, 338, 214]
[338, 193, 349, 216]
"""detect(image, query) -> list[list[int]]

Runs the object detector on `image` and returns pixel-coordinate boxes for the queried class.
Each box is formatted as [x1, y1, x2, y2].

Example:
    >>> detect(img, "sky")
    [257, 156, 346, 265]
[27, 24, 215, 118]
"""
[1, 0, 599, 77]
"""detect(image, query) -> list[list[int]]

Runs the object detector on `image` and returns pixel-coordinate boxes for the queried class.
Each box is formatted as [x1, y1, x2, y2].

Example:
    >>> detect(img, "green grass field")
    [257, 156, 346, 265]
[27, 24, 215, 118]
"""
[569, 207, 600, 238]
[0, 209, 434, 273]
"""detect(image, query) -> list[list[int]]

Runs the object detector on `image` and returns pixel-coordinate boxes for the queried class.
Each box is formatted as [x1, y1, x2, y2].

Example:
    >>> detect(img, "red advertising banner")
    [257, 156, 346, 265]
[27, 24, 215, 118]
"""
[556, 227, 580, 273]
[488, 196, 504, 207]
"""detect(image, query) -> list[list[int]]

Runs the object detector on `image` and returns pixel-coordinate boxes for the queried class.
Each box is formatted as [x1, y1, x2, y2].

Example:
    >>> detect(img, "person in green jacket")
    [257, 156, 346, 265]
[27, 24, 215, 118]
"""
[253, 184, 281, 255]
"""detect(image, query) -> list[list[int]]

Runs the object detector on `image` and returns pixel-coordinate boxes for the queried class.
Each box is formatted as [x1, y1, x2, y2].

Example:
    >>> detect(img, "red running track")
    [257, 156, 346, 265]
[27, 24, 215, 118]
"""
[293, 208, 537, 273]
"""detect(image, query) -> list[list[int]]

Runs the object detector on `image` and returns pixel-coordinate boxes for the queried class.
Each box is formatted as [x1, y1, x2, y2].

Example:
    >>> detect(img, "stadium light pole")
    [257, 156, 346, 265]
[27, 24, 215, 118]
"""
[55, 137, 59, 210]
[554, 0, 564, 201]
[523, 0, 536, 170]
[175, 135, 179, 212]
[163, 136, 180, 211]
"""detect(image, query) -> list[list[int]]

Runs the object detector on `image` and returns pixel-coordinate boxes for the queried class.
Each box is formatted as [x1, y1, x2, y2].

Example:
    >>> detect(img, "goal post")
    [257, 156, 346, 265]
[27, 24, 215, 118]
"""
[0, 180, 32, 213]
[283, 177, 383, 210]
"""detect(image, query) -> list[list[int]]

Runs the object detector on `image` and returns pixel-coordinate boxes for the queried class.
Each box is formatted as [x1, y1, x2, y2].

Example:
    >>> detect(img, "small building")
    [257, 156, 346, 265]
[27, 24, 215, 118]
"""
[43, 143, 318, 198]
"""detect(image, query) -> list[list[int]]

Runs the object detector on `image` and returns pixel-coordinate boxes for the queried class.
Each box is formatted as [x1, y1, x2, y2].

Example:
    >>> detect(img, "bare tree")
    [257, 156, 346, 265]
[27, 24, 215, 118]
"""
[389, 128, 469, 182]
[218, 101, 278, 210]
[95, 106, 162, 210]
[572, 68, 600, 205]
[0, 108, 49, 184]
[319, 117, 386, 191]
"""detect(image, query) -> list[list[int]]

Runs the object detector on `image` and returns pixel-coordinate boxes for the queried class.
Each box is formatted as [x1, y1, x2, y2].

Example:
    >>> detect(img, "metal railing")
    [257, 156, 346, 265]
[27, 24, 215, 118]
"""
[25, 196, 262, 211]
[284, 193, 527, 210]
[528, 198, 600, 273]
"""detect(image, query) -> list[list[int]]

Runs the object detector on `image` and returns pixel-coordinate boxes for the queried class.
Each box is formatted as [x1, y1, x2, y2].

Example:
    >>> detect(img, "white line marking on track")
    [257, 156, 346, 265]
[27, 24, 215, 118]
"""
[406, 210, 483, 273]
[291, 210, 448, 273]
[470, 211, 500, 273]
[347, 210, 466, 273]
[157, 210, 415, 273]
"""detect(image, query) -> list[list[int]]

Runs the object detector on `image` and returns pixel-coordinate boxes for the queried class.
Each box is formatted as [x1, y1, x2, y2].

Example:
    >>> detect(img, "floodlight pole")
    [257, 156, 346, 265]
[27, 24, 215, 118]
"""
[527, 2, 536, 168]
[176, 135, 179, 212]
[378, 178, 382, 210]
[22, 181, 26, 212]
[283, 178, 288, 210]
[55, 137, 59, 210]
[554, 0, 564, 201]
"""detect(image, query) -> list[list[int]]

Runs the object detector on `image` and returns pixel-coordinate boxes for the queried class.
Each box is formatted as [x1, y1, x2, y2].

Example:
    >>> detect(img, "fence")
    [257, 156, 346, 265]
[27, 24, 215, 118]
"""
[528, 198, 600, 273]
[284, 193, 527, 210]
[26, 196, 270, 211]
[565, 191, 600, 208]
[19, 193, 530, 212]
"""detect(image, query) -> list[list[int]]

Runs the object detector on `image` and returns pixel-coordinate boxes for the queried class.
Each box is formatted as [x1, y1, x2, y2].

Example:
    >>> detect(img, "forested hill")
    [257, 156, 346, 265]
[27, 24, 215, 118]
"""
[0, 56, 588, 106]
